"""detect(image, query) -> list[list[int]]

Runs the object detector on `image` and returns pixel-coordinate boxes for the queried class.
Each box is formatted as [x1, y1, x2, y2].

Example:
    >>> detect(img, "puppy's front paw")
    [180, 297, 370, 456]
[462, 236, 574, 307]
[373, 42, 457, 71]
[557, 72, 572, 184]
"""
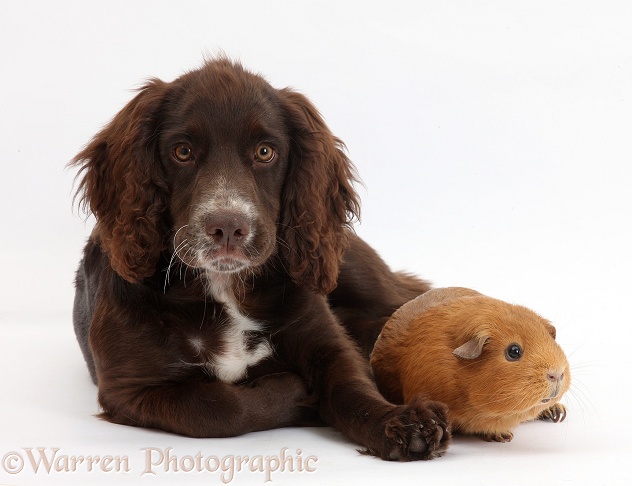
[377, 395, 451, 461]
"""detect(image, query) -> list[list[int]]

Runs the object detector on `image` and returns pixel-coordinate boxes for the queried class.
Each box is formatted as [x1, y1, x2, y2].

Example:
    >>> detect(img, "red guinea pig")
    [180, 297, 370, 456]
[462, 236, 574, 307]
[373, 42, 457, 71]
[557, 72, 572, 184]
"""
[370, 287, 569, 442]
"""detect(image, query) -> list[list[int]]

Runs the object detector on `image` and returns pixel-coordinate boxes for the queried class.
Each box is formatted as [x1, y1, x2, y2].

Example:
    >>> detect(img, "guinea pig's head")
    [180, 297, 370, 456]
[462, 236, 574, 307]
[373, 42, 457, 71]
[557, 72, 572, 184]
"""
[450, 296, 570, 419]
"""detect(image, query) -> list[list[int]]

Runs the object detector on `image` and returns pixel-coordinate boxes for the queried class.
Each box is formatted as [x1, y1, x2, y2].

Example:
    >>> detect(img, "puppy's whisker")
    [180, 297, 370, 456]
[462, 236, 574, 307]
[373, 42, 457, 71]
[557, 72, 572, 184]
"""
[163, 235, 196, 292]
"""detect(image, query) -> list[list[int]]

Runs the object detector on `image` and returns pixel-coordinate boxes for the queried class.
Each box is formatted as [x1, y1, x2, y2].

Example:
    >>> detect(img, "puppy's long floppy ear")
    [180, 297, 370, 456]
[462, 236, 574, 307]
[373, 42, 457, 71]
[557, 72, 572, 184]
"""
[71, 80, 169, 283]
[279, 89, 360, 295]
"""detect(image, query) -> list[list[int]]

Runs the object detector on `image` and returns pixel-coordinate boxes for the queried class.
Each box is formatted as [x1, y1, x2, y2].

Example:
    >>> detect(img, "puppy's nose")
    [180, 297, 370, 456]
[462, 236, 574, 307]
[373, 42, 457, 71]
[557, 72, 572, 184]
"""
[205, 214, 251, 247]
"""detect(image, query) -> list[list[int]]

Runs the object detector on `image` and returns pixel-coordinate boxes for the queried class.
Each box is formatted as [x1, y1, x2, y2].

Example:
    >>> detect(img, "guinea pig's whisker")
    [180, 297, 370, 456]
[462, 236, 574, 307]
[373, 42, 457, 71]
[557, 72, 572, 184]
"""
[567, 388, 597, 431]
[567, 364, 598, 418]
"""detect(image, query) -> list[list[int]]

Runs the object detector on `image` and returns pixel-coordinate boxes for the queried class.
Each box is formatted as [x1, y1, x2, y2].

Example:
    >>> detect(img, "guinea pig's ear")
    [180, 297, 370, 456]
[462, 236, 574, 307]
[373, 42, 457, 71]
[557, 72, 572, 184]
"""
[544, 322, 557, 339]
[453, 336, 489, 360]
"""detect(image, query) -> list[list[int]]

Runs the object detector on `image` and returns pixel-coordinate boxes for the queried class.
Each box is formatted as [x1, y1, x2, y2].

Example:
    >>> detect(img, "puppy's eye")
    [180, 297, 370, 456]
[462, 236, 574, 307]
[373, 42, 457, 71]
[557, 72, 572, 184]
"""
[172, 144, 193, 163]
[505, 344, 523, 362]
[255, 144, 276, 163]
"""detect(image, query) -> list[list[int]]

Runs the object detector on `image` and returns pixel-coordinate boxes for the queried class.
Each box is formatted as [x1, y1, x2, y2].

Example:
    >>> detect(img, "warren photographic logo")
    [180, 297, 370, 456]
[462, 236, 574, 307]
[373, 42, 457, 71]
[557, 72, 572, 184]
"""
[2, 446, 318, 483]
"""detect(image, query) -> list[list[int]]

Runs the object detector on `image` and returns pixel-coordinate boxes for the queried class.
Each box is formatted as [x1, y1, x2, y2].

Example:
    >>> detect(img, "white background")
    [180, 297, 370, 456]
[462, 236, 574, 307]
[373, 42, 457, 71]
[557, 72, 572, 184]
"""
[1, 1, 631, 484]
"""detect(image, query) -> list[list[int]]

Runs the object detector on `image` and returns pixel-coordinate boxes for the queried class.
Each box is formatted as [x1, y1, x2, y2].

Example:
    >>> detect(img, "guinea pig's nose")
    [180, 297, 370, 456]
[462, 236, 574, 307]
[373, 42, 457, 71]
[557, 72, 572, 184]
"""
[546, 371, 565, 383]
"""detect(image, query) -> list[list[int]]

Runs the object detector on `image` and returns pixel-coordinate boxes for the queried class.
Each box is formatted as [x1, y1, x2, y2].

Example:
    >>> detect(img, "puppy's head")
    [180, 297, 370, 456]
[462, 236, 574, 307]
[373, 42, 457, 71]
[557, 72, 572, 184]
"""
[72, 59, 359, 294]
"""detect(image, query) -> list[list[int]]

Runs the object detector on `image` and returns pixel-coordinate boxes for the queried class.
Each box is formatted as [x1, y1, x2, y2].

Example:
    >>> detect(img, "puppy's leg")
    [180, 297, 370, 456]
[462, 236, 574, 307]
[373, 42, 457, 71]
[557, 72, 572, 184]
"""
[276, 295, 451, 461]
[98, 372, 319, 437]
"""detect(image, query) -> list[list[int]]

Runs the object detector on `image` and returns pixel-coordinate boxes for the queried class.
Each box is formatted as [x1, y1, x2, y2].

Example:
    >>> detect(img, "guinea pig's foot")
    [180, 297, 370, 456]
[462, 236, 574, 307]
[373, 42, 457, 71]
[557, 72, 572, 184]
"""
[480, 431, 514, 442]
[538, 403, 567, 423]
[380, 396, 451, 461]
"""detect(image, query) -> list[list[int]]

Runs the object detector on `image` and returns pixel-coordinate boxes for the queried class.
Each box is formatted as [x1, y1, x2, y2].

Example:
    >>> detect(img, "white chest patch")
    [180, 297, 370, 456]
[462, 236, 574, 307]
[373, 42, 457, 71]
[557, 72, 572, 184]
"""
[210, 299, 273, 383]
[185, 274, 273, 383]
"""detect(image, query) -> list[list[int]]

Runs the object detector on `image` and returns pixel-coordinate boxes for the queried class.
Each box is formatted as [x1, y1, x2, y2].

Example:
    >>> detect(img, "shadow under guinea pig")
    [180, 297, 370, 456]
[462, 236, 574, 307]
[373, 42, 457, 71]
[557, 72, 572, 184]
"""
[370, 287, 570, 443]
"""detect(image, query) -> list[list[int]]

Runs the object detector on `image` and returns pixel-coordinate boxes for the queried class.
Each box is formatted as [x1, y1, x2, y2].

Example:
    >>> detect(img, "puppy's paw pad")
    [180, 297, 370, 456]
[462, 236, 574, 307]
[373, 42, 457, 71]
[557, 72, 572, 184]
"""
[382, 397, 451, 461]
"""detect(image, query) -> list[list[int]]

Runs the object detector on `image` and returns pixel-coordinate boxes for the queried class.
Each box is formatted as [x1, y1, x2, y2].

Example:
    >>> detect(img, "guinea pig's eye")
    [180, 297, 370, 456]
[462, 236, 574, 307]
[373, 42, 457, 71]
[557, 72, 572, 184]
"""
[172, 144, 194, 164]
[505, 344, 523, 362]
[254, 143, 276, 164]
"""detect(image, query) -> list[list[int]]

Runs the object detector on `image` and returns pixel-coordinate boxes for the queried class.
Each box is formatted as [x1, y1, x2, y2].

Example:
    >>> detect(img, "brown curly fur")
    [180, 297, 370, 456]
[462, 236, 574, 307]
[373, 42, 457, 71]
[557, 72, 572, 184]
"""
[276, 89, 360, 294]
[72, 79, 169, 283]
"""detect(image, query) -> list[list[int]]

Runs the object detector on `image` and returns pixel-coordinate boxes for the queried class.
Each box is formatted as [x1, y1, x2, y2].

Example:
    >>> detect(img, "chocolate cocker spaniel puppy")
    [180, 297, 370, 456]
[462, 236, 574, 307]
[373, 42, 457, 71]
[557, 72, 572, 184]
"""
[71, 58, 450, 461]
